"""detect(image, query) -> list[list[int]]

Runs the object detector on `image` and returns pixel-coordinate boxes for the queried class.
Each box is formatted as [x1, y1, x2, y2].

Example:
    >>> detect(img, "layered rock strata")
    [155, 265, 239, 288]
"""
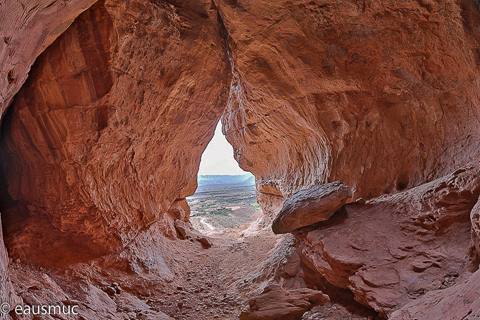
[1, 0, 480, 266]
[390, 266, 480, 319]
[0, 0, 231, 266]
[0, 0, 480, 319]
[295, 164, 480, 317]
[0, 0, 97, 118]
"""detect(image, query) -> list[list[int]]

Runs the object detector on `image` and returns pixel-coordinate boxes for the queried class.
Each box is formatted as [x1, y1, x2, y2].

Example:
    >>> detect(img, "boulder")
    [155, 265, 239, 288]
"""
[167, 199, 191, 222]
[174, 220, 212, 249]
[272, 181, 352, 234]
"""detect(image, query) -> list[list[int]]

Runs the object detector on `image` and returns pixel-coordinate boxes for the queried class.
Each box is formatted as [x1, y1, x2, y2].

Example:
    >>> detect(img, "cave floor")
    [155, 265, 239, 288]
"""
[6, 221, 377, 320]
[157, 227, 280, 319]
[6, 225, 280, 320]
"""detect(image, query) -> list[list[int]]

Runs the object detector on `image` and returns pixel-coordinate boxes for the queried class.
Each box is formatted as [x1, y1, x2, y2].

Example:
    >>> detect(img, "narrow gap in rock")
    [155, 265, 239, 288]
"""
[187, 119, 260, 239]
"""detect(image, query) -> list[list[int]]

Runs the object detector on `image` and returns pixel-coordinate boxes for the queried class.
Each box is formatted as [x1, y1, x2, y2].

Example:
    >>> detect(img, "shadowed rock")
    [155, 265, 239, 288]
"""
[470, 197, 480, 257]
[174, 220, 212, 249]
[296, 165, 480, 317]
[0, 0, 230, 266]
[272, 181, 352, 234]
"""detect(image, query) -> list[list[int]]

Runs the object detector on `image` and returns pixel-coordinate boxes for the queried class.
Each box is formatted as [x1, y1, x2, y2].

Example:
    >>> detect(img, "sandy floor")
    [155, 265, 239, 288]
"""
[156, 226, 280, 319]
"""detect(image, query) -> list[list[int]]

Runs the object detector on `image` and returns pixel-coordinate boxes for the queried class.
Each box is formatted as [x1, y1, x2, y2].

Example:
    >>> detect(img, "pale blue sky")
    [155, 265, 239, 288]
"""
[198, 121, 247, 175]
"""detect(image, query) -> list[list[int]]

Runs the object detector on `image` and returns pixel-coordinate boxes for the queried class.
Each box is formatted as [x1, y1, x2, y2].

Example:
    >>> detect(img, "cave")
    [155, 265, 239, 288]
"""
[1, 0, 480, 319]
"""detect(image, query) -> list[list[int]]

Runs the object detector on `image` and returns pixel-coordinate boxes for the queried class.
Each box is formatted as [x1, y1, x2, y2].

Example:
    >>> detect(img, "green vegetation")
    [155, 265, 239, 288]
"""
[212, 208, 233, 216]
[187, 185, 260, 230]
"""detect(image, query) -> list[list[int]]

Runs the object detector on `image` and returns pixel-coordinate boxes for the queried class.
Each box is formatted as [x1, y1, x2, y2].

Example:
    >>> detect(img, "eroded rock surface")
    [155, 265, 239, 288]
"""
[239, 284, 329, 320]
[1, 0, 480, 319]
[168, 199, 191, 222]
[218, 0, 480, 202]
[272, 181, 352, 234]
[0, 0, 231, 266]
[390, 266, 480, 319]
[174, 220, 213, 249]
[295, 165, 480, 317]
[470, 197, 480, 256]
[0, 213, 16, 313]
[0, 0, 97, 117]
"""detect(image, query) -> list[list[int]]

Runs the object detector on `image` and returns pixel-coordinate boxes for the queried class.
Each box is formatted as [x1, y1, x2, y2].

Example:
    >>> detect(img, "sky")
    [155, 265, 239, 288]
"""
[198, 121, 247, 176]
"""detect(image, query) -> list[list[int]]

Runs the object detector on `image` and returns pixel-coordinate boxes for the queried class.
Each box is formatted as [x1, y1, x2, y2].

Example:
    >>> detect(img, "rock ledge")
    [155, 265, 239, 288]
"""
[272, 181, 352, 234]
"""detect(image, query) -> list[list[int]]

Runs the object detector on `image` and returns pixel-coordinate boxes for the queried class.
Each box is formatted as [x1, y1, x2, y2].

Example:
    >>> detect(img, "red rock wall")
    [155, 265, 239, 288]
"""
[0, 5, 480, 318]
[0, 0, 231, 266]
[295, 165, 480, 317]
[0, 0, 98, 118]
[217, 0, 480, 202]
[0, 213, 13, 309]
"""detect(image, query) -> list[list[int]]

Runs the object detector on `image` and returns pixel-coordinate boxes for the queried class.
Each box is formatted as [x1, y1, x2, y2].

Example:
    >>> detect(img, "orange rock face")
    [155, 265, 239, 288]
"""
[390, 267, 480, 319]
[272, 181, 352, 234]
[239, 284, 329, 320]
[0, 0, 231, 266]
[0, 0, 97, 117]
[218, 0, 480, 201]
[0, 0, 480, 318]
[295, 165, 480, 317]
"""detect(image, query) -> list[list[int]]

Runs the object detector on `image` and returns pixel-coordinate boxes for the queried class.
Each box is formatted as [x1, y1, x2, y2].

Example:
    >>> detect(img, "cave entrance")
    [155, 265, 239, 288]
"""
[187, 120, 261, 237]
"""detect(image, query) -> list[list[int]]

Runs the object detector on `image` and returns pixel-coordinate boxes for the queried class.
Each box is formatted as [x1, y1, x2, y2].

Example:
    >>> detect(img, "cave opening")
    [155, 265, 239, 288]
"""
[2, 0, 480, 318]
[187, 120, 261, 238]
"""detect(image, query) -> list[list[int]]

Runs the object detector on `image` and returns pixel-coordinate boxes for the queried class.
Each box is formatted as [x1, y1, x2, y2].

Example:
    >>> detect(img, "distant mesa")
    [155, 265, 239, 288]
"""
[197, 173, 255, 191]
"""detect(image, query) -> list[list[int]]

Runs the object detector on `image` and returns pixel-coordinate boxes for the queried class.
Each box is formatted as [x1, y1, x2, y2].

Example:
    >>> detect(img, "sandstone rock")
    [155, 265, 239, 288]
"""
[239, 284, 329, 320]
[251, 191, 285, 228]
[296, 165, 480, 317]
[470, 197, 480, 257]
[272, 181, 352, 234]
[1, 0, 480, 319]
[217, 0, 480, 203]
[8, 260, 178, 320]
[174, 220, 212, 249]
[0, 212, 16, 312]
[1, 0, 480, 273]
[167, 199, 191, 222]
[302, 303, 374, 320]
[115, 292, 174, 320]
[0, 213, 8, 282]
[390, 267, 480, 320]
[0, 0, 97, 118]
[99, 220, 175, 279]
[245, 234, 306, 288]
[0, 0, 230, 266]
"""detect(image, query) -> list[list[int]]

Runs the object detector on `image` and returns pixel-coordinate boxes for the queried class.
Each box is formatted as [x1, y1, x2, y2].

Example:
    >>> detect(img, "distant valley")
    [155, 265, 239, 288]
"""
[187, 173, 260, 235]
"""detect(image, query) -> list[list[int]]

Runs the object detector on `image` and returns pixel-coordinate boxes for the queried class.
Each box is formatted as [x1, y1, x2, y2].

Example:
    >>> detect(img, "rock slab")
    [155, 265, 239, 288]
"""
[272, 181, 352, 234]
[296, 165, 480, 317]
